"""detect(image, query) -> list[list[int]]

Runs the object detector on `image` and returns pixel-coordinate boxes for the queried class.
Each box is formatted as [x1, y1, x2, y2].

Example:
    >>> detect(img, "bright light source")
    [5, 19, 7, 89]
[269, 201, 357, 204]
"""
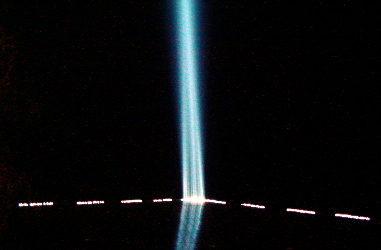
[287, 208, 316, 215]
[241, 203, 266, 209]
[335, 213, 370, 221]
[181, 197, 206, 204]
[18, 203, 29, 207]
[121, 199, 143, 204]
[163, 198, 173, 202]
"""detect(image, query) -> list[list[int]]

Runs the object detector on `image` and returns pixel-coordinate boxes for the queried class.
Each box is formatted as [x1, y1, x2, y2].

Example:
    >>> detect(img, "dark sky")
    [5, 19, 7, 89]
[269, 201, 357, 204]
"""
[2, 1, 380, 217]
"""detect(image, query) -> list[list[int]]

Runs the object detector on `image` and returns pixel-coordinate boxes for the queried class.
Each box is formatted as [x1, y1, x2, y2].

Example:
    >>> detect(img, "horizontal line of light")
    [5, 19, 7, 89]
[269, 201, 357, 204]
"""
[335, 213, 370, 221]
[16, 200, 371, 222]
[287, 208, 316, 215]
[241, 203, 266, 209]
[121, 199, 143, 204]
[153, 198, 173, 202]
[18, 202, 53, 207]
[77, 201, 104, 205]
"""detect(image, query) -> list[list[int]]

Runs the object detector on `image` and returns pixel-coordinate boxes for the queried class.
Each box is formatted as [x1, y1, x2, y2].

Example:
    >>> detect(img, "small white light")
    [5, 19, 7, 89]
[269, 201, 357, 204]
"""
[205, 199, 226, 204]
[30, 202, 43, 207]
[18, 203, 29, 207]
[121, 199, 143, 203]
[335, 213, 370, 221]
[77, 200, 104, 205]
[153, 198, 172, 202]
[241, 203, 266, 209]
[286, 208, 316, 215]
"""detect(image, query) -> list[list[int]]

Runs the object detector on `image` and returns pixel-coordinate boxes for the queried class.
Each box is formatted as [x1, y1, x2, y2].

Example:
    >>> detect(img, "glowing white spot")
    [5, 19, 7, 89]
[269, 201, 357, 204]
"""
[19, 202, 53, 207]
[287, 208, 316, 215]
[181, 197, 206, 204]
[121, 199, 143, 204]
[204, 199, 226, 204]
[153, 198, 172, 202]
[77, 200, 104, 205]
[241, 203, 266, 209]
[335, 213, 370, 221]
[30, 203, 43, 207]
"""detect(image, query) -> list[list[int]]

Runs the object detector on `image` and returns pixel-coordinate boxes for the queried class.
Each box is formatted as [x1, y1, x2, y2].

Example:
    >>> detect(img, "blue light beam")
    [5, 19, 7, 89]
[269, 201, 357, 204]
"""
[175, 0, 205, 199]
[175, 203, 204, 249]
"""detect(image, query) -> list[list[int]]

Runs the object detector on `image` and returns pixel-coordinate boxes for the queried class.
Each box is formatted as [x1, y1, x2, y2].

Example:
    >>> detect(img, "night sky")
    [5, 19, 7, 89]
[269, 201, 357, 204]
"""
[2, 1, 380, 217]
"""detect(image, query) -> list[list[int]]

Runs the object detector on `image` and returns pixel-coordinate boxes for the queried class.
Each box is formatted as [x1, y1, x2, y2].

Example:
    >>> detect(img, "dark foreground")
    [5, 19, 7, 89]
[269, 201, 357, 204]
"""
[3, 202, 379, 249]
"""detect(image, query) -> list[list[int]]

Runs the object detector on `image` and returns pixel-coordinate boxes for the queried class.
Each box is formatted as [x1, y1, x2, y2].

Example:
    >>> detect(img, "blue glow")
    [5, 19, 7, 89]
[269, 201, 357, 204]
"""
[175, 0, 205, 199]
[175, 203, 204, 249]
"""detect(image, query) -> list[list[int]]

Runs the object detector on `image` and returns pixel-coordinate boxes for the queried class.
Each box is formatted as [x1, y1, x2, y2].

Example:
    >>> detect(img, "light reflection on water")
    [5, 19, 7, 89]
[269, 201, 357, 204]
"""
[175, 203, 204, 250]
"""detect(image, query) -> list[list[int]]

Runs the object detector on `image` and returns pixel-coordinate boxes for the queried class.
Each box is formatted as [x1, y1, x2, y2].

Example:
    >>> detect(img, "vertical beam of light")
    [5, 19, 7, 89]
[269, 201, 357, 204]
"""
[175, 203, 204, 250]
[175, 0, 205, 199]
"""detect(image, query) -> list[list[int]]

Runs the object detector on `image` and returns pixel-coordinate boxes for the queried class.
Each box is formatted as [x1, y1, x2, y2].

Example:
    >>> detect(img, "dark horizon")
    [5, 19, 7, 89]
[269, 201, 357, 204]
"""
[2, 1, 379, 220]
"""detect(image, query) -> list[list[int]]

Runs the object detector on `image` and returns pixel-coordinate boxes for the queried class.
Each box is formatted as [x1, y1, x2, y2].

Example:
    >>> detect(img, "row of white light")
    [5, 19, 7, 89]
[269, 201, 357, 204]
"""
[76, 200, 104, 205]
[241, 203, 266, 209]
[153, 198, 173, 202]
[121, 199, 143, 204]
[18, 202, 54, 207]
[287, 208, 316, 215]
[335, 213, 371, 221]
[16, 200, 372, 222]
[181, 197, 227, 204]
